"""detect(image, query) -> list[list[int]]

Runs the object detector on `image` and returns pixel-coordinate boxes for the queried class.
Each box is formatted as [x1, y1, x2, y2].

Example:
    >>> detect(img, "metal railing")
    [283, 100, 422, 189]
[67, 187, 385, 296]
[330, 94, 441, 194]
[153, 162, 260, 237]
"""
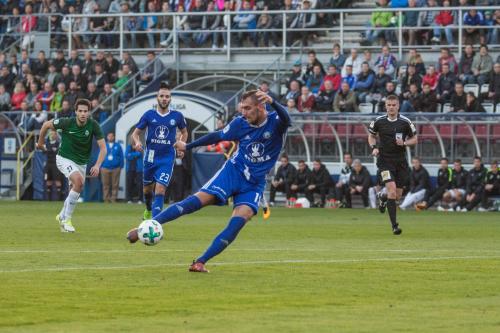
[286, 112, 500, 165]
[2, 6, 499, 59]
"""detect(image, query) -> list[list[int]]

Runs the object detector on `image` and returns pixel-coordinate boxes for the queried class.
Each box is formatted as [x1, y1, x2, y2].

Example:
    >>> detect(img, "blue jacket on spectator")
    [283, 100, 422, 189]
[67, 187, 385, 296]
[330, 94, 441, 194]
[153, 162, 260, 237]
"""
[463, 11, 485, 26]
[125, 144, 144, 173]
[342, 74, 357, 90]
[330, 54, 346, 70]
[102, 141, 124, 170]
[391, 0, 408, 8]
[355, 70, 375, 92]
[141, 15, 158, 30]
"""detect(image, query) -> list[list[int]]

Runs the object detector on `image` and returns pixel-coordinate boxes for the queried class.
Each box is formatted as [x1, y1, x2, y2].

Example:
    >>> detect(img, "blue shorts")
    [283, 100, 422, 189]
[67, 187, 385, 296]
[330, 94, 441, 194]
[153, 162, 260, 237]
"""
[143, 158, 174, 187]
[200, 161, 265, 215]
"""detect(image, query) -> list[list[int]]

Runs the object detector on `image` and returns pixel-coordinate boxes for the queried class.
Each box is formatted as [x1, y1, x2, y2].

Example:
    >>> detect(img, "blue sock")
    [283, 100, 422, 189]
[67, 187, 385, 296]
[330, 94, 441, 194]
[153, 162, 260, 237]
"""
[152, 194, 165, 218]
[155, 195, 202, 224]
[197, 216, 247, 264]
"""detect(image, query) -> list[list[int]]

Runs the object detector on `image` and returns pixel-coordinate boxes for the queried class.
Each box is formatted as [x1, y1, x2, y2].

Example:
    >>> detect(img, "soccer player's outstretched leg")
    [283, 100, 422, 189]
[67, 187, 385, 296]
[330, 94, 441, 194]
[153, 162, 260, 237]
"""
[368, 95, 418, 235]
[36, 99, 107, 232]
[127, 90, 291, 272]
[130, 82, 188, 220]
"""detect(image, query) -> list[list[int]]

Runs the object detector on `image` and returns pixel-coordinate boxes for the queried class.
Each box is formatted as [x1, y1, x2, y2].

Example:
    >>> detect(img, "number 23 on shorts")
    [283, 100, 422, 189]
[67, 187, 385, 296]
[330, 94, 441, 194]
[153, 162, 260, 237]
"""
[159, 172, 170, 183]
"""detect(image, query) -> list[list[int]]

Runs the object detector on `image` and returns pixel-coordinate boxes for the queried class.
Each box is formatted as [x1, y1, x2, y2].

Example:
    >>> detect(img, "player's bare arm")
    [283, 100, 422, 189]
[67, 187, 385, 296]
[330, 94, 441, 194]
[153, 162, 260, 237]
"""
[368, 133, 379, 156]
[131, 127, 144, 152]
[36, 120, 56, 151]
[90, 139, 107, 177]
[176, 127, 189, 158]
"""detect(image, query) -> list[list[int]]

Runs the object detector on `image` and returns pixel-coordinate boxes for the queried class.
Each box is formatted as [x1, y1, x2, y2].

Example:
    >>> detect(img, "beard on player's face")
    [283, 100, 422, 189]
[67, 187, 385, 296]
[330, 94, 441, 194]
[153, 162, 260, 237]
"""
[157, 98, 170, 110]
[76, 109, 89, 123]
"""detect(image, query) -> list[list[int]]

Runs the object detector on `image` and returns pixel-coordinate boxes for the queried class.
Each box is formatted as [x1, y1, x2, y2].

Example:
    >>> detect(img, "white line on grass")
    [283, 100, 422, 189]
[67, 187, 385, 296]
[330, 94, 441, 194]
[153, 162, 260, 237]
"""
[0, 248, 498, 254]
[1, 255, 499, 273]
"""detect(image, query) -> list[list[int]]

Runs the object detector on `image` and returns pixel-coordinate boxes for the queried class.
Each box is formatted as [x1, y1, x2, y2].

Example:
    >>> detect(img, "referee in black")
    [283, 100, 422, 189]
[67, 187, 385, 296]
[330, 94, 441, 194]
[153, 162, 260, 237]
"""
[368, 95, 418, 235]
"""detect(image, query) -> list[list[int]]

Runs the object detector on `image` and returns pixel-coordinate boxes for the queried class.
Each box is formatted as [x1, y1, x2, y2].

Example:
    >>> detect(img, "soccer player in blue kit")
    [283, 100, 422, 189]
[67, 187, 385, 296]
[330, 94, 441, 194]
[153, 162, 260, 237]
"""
[131, 82, 188, 219]
[127, 90, 291, 273]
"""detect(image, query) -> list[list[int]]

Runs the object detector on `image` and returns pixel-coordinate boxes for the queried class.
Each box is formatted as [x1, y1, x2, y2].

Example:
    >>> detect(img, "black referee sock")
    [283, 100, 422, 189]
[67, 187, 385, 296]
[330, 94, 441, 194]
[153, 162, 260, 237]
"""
[145, 192, 153, 211]
[387, 199, 397, 227]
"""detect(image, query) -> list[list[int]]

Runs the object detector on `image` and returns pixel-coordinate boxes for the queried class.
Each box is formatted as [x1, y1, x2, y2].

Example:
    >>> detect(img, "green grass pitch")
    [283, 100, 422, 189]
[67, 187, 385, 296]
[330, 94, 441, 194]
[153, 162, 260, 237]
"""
[0, 201, 499, 333]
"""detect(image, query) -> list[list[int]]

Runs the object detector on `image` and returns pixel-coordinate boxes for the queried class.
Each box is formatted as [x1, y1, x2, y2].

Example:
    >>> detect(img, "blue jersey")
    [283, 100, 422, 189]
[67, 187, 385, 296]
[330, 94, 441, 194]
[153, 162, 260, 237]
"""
[219, 111, 288, 184]
[136, 108, 186, 164]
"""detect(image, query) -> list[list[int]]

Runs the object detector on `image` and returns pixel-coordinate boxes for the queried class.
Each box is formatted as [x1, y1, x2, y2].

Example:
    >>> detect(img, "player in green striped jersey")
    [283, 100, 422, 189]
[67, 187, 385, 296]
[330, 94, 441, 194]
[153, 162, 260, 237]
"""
[37, 99, 107, 232]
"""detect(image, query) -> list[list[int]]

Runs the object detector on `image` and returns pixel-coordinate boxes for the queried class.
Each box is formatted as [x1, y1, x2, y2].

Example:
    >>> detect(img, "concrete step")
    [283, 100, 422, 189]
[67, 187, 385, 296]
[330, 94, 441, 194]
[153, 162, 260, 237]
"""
[324, 31, 361, 38]
[310, 42, 361, 50]
[351, 2, 376, 8]
[344, 16, 372, 26]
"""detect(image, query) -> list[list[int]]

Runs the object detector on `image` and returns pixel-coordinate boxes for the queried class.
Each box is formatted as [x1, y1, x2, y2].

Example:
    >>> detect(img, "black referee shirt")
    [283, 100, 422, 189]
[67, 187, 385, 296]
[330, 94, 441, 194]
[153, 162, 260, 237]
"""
[368, 114, 417, 161]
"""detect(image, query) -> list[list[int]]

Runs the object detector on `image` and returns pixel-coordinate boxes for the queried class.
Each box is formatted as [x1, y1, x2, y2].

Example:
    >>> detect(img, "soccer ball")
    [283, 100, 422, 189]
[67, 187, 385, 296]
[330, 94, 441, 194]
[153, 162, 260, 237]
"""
[137, 220, 164, 246]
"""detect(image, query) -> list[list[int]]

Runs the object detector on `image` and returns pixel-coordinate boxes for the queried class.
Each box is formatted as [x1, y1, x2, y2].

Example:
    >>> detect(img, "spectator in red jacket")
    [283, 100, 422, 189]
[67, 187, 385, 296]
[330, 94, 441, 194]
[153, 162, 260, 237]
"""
[297, 86, 315, 112]
[21, 4, 37, 50]
[422, 65, 439, 90]
[320, 64, 341, 92]
[11, 82, 27, 110]
[432, 0, 455, 45]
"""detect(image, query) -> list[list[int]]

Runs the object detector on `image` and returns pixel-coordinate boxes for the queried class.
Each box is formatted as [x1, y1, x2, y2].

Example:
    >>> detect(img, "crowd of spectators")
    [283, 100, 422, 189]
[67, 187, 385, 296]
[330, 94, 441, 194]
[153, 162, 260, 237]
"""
[0, 0, 499, 52]
[281, 45, 500, 113]
[0, 47, 166, 131]
[365, 0, 500, 47]
[269, 153, 500, 211]
[0, 0, 349, 51]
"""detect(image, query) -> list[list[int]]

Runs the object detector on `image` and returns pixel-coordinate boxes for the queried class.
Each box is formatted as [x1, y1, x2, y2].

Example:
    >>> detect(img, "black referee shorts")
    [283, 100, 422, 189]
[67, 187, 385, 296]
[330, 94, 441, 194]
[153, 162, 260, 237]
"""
[377, 158, 410, 189]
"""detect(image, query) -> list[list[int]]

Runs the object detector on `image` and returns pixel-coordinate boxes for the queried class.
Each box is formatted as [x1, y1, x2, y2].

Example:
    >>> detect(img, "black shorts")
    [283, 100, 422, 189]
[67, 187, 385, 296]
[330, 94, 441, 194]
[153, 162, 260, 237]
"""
[45, 163, 64, 182]
[377, 158, 410, 189]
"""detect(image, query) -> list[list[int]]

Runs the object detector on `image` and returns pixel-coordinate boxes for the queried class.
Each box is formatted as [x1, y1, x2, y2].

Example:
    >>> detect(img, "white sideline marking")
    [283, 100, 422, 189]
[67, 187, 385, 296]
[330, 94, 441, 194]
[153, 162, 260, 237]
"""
[1, 255, 499, 273]
[1, 248, 499, 254]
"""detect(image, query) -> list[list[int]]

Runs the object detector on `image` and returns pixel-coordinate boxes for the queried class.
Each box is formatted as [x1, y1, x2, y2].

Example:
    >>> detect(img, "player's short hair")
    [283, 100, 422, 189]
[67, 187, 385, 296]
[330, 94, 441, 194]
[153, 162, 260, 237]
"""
[441, 157, 449, 162]
[75, 99, 91, 111]
[241, 90, 259, 105]
[474, 156, 482, 161]
[280, 154, 289, 160]
[314, 158, 322, 164]
[308, 50, 316, 56]
[454, 159, 462, 163]
[298, 159, 305, 164]
[159, 81, 170, 90]
[412, 156, 421, 162]
[344, 151, 352, 158]
[386, 95, 399, 102]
